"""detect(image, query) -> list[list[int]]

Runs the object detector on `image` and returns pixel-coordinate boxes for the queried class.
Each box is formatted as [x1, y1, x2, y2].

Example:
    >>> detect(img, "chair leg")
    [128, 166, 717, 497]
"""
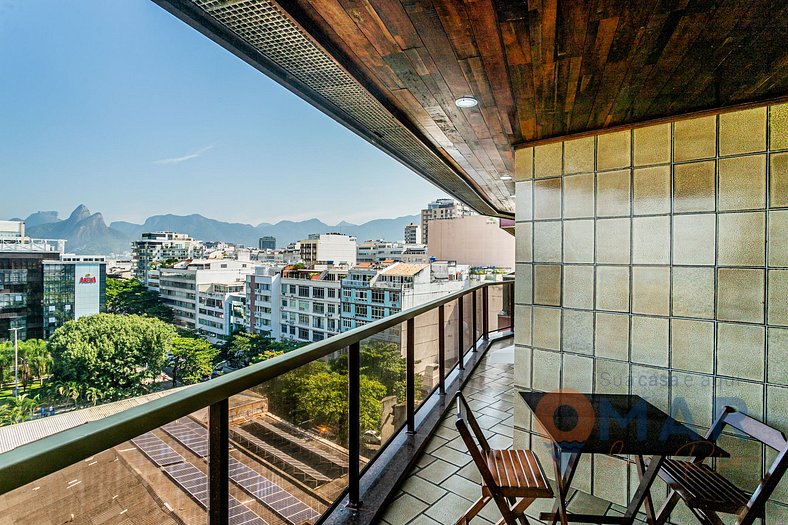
[456, 496, 490, 525]
[655, 490, 681, 525]
[491, 494, 521, 525]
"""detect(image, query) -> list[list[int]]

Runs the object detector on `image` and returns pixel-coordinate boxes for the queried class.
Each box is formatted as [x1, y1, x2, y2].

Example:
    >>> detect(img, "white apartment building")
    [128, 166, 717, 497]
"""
[404, 223, 421, 245]
[299, 233, 356, 266]
[340, 261, 468, 331]
[420, 198, 475, 245]
[158, 259, 253, 341]
[131, 232, 204, 287]
[279, 265, 347, 343]
[246, 265, 283, 339]
[356, 240, 407, 264]
[0, 221, 24, 239]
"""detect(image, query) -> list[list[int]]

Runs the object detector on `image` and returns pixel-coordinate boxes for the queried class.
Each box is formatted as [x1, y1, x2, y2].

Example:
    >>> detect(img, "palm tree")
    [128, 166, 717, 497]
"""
[57, 382, 81, 408]
[84, 387, 103, 406]
[0, 394, 39, 425]
[24, 340, 52, 386]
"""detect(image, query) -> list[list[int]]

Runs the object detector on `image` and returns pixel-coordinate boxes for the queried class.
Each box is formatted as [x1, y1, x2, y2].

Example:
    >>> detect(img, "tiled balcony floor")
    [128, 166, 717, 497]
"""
[375, 340, 651, 525]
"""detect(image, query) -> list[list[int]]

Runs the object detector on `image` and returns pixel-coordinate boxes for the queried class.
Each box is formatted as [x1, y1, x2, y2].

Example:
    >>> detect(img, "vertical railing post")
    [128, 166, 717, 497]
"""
[457, 297, 464, 370]
[482, 286, 489, 339]
[438, 305, 445, 395]
[406, 318, 415, 434]
[209, 399, 229, 525]
[347, 341, 361, 509]
[509, 281, 515, 330]
[472, 289, 477, 351]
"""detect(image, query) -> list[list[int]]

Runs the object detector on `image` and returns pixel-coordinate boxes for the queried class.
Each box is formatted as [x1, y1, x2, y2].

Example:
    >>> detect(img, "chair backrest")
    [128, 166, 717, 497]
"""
[455, 391, 491, 453]
[454, 392, 499, 493]
[708, 406, 788, 525]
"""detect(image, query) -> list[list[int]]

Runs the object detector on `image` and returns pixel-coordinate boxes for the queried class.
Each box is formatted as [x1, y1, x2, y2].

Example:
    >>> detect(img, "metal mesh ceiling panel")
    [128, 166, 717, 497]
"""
[187, 0, 510, 216]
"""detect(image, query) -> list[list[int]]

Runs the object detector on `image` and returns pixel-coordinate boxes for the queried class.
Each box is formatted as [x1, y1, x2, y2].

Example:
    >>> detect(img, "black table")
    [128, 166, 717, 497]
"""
[520, 392, 728, 525]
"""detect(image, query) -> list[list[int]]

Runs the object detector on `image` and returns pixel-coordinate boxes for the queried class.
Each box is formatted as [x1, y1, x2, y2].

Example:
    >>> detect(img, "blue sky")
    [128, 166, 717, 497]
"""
[0, 1, 446, 225]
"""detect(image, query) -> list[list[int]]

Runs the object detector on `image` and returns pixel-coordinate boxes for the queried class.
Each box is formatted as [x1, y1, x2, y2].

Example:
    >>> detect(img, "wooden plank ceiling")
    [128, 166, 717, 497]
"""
[274, 0, 788, 210]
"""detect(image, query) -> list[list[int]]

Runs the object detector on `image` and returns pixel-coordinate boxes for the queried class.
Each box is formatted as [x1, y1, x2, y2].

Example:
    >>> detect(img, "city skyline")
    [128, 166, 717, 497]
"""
[0, 1, 447, 225]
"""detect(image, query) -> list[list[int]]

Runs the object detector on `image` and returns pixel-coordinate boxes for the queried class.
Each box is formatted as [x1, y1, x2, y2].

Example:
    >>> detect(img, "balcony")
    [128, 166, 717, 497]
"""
[0, 281, 514, 525]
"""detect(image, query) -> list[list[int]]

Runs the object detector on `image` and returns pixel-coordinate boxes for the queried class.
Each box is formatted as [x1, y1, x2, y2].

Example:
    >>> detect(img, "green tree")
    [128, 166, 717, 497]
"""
[105, 277, 174, 323]
[23, 339, 52, 386]
[0, 342, 12, 388]
[299, 372, 386, 441]
[48, 313, 176, 401]
[223, 332, 305, 367]
[0, 394, 39, 425]
[331, 340, 417, 399]
[168, 336, 219, 386]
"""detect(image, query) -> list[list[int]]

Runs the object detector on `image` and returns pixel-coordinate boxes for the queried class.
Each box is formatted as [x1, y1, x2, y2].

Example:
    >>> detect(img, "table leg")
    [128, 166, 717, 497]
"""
[624, 455, 665, 524]
[635, 456, 657, 524]
[548, 445, 580, 525]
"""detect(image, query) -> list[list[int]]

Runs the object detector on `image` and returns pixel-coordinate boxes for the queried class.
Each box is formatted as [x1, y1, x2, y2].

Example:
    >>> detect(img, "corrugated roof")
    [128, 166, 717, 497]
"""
[380, 263, 428, 277]
[0, 386, 190, 454]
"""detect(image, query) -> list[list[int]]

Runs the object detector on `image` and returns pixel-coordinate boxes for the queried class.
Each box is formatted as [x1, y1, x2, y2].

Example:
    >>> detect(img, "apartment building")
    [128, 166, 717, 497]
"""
[246, 265, 282, 339]
[403, 222, 421, 244]
[427, 214, 515, 269]
[419, 198, 474, 245]
[158, 259, 253, 340]
[339, 261, 467, 332]
[299, 233, 356, 266]
[356, 240, 406, 264]
[280, 265, 347, 343]
[131, 231, 204, 286]
[0, 233, 105, 341]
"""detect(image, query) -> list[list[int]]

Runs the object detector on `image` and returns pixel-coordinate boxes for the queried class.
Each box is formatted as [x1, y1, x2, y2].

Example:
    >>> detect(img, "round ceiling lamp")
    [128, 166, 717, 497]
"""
[455, 96, 478, 108]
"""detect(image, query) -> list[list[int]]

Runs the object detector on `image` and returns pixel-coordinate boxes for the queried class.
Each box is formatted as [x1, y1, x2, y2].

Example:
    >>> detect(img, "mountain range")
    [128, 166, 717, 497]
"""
[14, 205, 420, 255]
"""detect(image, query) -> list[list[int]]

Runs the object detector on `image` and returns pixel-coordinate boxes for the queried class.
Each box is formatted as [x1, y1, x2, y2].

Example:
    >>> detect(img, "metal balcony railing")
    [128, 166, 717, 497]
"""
[0, 280, 514, 525]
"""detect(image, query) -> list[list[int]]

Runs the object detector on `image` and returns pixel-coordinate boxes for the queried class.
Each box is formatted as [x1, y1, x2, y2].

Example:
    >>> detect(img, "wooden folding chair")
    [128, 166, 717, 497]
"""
[454, 392, 553, 525]
[656, 405, 788, 525]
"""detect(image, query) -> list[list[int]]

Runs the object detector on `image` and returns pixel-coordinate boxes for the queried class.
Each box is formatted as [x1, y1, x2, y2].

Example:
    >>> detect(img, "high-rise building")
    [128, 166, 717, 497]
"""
[258, 236, 276, 250]
[427, 215, 515, 269]
[246, 265, 282, 339]
[299, 233, 356, 266]
[404, 223, 421, 245]
[356, 240, 406, 264]
[420, 198, 474, 245]
[0, 232, 105, 341]
[279, 265, 347, 343]
[0, 221, 24, 239]
[131, 232, 204, 286]
[158, 259, 253, 340]
[339, 261, 467, 332]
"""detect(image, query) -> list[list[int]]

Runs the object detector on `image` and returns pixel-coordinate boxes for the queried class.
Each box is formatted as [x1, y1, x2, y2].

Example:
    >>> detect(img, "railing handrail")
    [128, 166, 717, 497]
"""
[0, 280, 511, 495]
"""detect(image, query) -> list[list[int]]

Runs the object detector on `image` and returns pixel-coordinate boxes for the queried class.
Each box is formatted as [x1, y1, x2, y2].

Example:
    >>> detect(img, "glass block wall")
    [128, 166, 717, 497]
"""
[512, 103, 787, 523]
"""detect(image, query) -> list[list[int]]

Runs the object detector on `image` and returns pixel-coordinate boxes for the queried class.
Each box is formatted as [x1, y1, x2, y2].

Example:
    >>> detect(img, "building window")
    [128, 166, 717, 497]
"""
[389, 292, 400, 303]
[342, 303, 351, 314]
[371, 306, 385, 319]
[342, 289, 351, 300]
[298, 314, 309, 325]
[355, 289, 368, 302]
[298, 286, 309, 298]
[356, 304, 368, 317]
[327, 289, 336, 298]
[312, 331, 324, 342]
[342, 319, 352, 330]
[371, 290, 385, 303]
[298, 300, 309, 312]
[298, 328, 309, 340]
[313, 302, 325, 314]
[313, 287, 325, 299]
[327, 304, 336, 314]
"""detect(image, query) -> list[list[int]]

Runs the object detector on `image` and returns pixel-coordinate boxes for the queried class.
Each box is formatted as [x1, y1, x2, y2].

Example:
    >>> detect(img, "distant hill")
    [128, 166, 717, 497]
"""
[14, 205, 420, 254]
[111, 213, 419, 247]
[25, 205, 131, 255]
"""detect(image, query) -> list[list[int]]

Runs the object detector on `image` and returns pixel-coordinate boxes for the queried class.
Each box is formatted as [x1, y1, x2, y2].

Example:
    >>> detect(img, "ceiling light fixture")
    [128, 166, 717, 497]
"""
[500, 175, 513, 181]
[455, 96, 478, 108]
